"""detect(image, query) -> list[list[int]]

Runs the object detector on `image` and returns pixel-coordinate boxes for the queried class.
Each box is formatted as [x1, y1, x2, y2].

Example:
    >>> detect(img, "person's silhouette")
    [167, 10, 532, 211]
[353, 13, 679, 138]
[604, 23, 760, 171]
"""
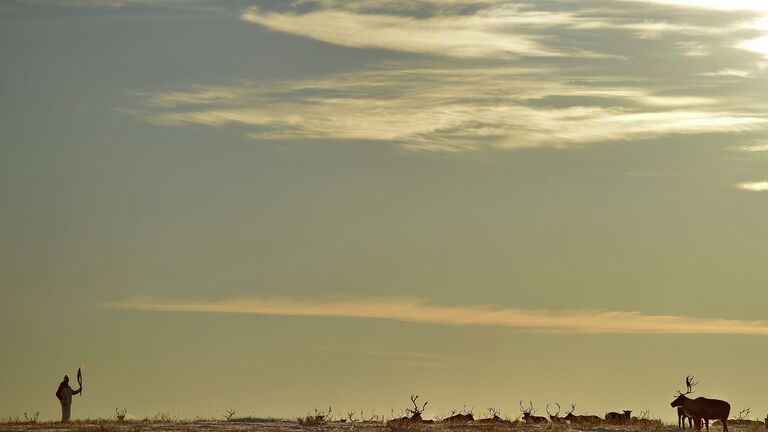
[55, 375, 81, 422]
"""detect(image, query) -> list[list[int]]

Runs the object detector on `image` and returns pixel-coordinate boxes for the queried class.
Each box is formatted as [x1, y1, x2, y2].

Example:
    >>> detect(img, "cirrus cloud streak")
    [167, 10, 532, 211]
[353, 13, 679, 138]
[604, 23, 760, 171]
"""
[136, 66, 767, 152]
[107, 296, 768, 336]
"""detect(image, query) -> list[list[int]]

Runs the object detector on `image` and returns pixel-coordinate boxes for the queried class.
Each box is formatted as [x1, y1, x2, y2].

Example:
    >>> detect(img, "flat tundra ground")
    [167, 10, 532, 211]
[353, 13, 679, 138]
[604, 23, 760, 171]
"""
[0, 419, 754, 432]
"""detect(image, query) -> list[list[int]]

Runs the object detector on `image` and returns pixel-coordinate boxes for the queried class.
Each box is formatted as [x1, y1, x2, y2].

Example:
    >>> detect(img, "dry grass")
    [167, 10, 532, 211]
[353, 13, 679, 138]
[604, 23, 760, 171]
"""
[0, 417, 688, 432]
[5, 414, 763, 432]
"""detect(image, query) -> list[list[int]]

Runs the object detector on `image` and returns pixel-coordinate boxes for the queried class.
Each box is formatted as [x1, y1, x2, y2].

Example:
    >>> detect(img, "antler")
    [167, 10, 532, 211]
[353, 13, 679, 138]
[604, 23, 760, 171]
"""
[408, 395, 427, 415]
[677, 375, 698, 396]
[566, 404, 576, 416]
[519, 401, 537, 415]
[737, 408, 751, 421]
[686, 375, 698, 394]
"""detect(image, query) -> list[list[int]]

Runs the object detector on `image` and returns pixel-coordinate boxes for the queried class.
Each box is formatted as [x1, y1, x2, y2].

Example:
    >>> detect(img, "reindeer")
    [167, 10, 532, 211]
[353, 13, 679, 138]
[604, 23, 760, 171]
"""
[387, 395, 433, 426]
[723, 408, 765, 427]
[519, 401, 548, 423]
[116, 408, 127, 422]
[407, 395, 428, 421]
[678, 407, 694, 429]
[563, 404, 601, 424]
[606, 410, 632, 424]
[633, 410, 663, 428]
[670, 375, 730, 432]
[476, 407, 510, 424]
[443, 406, 474, 423]
[547, 403, 566, 423]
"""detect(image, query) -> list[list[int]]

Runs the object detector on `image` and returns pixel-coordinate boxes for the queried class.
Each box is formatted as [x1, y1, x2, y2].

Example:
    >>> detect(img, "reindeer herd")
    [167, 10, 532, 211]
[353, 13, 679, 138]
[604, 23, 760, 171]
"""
[521, 401, 636, 426]
[384, 376, 768, 431]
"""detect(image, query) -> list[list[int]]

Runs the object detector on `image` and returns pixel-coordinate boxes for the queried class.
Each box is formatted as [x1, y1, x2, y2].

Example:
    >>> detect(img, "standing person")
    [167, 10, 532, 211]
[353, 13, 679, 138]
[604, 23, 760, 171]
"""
[55, 375, 81, 422]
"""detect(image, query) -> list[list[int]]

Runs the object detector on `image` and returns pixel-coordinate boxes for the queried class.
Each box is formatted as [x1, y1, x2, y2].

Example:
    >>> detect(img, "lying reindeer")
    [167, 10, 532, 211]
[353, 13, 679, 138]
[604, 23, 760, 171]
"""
[520, 401, 548, 424]
[563, 404, 601, 424]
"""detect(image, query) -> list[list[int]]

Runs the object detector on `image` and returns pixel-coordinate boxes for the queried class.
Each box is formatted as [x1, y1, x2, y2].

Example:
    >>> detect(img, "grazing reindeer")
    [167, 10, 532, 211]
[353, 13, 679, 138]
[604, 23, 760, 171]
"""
[670, 375, 730, 432]
[116, 408, 127, 422]
[606, 410, 632, 424]
[519, 401, 548, 424]
[678, 407, 694, 429]
[563, 404, 601, 424]
[547, 403, 566, 423]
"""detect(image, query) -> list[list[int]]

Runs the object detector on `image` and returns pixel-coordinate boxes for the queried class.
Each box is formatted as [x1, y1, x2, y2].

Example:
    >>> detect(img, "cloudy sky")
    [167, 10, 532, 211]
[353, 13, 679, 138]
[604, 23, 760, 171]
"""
[2, 0, 768, 422]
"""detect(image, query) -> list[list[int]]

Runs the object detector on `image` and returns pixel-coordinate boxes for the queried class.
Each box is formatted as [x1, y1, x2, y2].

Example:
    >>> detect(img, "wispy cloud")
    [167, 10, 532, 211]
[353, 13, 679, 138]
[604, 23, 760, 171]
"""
[107, 296, 768, 336]
[696, 69, 754, 78]
[240, 3, 738, 59]
[615, 0, 768, 58]
[240, 6, 569, 59]
[732, 141, 768, 152]
[135, 66, 766, 152]
[108, 0, 768, 153]
[736, 181, 768, 191]
[614, 0, 768, 12]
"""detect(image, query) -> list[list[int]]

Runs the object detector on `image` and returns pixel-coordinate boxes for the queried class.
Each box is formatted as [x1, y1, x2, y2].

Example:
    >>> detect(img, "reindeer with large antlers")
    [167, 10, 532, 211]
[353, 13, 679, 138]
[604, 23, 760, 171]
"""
[671, 375, 730, 432]
[519, 401, 548, 424]
[443, 405, 475, 423]
[406, 395, 428, 421]
[387, 395, 434, 427]
[563, 404, 601, 424]
[547, 403, 566, 423]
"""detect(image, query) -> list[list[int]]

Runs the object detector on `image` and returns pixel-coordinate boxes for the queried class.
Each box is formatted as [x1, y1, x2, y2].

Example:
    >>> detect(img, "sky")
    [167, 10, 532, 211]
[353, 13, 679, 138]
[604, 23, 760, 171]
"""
[2, 0, 768, 423]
